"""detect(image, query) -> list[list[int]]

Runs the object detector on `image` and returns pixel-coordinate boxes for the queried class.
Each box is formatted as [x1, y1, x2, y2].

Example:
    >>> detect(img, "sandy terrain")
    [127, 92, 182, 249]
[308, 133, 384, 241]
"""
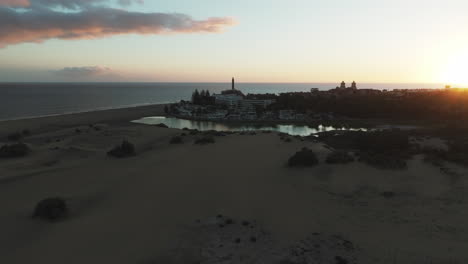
[0, 105, 467, 264]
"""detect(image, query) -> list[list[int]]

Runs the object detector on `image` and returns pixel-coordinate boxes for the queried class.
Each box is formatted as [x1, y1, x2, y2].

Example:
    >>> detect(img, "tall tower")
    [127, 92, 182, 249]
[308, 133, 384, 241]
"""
[351, 81, 357, 89]
[340, 81, 346, 89]
[232, 77, 235, 90]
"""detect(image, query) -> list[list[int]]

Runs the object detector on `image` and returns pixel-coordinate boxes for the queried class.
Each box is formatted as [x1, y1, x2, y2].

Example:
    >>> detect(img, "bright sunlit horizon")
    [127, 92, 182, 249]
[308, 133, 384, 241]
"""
[439, 49, 468, 87]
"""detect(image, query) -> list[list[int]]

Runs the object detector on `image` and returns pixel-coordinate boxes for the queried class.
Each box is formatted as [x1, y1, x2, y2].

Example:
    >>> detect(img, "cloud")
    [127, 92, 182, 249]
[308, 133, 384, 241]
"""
[0, 0, 29, 7]
[54, 66, 112, 78]
[0, 0, 236, 47]
[0, 0, 144, 8]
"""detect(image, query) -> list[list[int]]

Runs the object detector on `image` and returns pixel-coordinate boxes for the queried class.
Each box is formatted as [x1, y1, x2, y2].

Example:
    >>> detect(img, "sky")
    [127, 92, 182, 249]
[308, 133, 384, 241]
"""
[1, 0, 468, 84]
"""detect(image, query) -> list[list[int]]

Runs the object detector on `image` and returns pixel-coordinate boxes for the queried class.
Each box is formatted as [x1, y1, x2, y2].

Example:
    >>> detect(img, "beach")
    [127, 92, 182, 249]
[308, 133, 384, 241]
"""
[1, 104, 467, 264]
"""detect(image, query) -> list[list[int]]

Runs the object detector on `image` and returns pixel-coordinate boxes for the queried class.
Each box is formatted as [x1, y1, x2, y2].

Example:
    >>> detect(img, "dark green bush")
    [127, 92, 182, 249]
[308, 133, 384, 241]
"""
[155, 123, 169, 128]
[33, 197, 68, 221]
[107, 140, 136, 158]
[195, 136, 215, 145]
[288, 147, 319, 167]
[170, 136, 183, 144]
[7, 132, 23, 141]
[0, 143, 30, 158]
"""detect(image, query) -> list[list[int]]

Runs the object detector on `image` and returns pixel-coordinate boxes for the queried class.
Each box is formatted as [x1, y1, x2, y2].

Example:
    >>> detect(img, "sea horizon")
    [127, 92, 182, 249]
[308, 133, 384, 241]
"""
[0, 82, 448, 121]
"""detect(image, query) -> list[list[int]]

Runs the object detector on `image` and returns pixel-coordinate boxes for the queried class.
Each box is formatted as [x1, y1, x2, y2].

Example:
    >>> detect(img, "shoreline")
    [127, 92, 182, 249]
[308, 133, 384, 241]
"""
[0, 102, 170, 123]
[0, 103, 166, 136]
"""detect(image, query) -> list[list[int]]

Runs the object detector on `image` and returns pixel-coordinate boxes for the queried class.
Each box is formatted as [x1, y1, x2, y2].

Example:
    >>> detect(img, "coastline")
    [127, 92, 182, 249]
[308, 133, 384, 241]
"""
[0, 103, 166, 136]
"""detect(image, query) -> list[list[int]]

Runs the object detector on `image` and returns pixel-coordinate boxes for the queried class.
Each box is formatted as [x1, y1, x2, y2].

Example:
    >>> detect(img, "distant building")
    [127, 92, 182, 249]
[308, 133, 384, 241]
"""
[221, 77, 245, 97]
[214, 78, 275, 111]
[340, 81, 346, 89]
[334, 81, 358, 91]
[279, 110, 296, 120]
[214, 94, 243, 109]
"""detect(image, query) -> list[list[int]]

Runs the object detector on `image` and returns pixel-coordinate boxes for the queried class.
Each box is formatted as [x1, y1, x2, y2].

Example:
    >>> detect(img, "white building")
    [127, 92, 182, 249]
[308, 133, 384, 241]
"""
[214, 94, 243, 109]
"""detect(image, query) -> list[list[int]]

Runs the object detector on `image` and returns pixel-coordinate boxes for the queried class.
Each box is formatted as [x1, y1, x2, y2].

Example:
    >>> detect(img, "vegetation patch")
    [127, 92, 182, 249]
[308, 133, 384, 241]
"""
[7, 132, 23, 141]
[170, 136, 184, 144]
[155, 123, 169, 128]
[33, 197, 68, 221]
[319, 130, 411, 170]
[107, 140, 136, 158]
[0, 143, 30, 158]
[288, 147, 319, 167]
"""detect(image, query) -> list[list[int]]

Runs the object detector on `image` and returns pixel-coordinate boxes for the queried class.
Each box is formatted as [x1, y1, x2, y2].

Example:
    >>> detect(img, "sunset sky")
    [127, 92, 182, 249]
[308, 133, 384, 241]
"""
[1, 0, 468, 84]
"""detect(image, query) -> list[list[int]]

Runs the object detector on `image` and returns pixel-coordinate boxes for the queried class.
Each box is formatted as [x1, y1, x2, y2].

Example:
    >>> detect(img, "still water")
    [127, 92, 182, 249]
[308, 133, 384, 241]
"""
[133, 116, 366, 137]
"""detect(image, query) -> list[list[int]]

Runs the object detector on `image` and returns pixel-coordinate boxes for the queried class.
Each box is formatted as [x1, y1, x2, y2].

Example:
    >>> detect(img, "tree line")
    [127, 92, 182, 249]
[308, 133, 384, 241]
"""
[191, 89, 215, 105]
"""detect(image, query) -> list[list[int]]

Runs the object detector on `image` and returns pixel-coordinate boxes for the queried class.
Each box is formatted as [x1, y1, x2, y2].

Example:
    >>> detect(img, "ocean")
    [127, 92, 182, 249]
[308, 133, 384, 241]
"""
[0, 82, 444, 121]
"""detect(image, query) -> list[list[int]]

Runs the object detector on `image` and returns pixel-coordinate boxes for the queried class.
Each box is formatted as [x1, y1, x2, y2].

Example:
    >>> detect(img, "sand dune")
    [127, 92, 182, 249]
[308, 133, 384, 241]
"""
[0, 106, 467, 263]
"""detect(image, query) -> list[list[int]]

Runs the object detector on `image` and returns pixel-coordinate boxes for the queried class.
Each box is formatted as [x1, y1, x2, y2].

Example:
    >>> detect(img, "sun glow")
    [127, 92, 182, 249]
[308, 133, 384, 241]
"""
[440, 51, 468, 87]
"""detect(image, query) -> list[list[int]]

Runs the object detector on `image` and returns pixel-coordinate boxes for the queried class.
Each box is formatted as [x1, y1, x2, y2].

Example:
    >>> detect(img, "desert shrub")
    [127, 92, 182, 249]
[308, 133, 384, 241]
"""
[326, 151, 354, 164]
[107, 140, 136, 158]
[416, 139, 468, 167]
[204, 130, 226, 137]
[33, 197, 68, 221]
[7, 132, 23, 141]
[170, 136, 183, 144]
[195, 136, 215, 145]
[357, 130, 409, 153]
[320, 130, 410, 169]
[0, 143, 30, 158]
[213, 131, 227, 137]
[288, 147, 319, 167]
[155, 123, 169, 128]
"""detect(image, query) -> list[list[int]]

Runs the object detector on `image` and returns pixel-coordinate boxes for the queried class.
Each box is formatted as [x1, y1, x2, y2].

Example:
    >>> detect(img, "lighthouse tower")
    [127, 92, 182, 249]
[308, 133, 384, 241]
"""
[232, 77, 235, 90]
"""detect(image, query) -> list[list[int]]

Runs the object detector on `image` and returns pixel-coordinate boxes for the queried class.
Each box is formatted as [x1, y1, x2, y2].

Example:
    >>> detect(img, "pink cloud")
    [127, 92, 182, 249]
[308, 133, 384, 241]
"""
[0, 1, 236, 47]
[0, 0, 30, 7]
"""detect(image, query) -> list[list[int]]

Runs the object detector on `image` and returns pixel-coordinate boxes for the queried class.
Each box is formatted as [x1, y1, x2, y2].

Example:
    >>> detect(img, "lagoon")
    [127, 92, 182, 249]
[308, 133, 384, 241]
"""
[133, 116, 366, 137]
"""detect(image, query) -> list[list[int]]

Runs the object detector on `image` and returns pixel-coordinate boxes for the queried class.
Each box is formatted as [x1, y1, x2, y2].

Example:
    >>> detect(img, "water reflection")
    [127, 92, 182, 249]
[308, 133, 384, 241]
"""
[133, 116, 366, 137]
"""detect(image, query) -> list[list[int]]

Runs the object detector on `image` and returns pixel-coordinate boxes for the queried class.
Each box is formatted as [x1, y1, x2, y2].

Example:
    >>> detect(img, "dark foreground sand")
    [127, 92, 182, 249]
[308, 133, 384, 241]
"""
[0, 105, 467, 264]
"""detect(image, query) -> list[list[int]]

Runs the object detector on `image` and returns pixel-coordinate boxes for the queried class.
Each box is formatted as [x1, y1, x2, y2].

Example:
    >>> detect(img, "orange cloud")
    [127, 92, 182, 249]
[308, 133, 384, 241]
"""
[0, 0, 30, 6]
[0, 3, 236, 47]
